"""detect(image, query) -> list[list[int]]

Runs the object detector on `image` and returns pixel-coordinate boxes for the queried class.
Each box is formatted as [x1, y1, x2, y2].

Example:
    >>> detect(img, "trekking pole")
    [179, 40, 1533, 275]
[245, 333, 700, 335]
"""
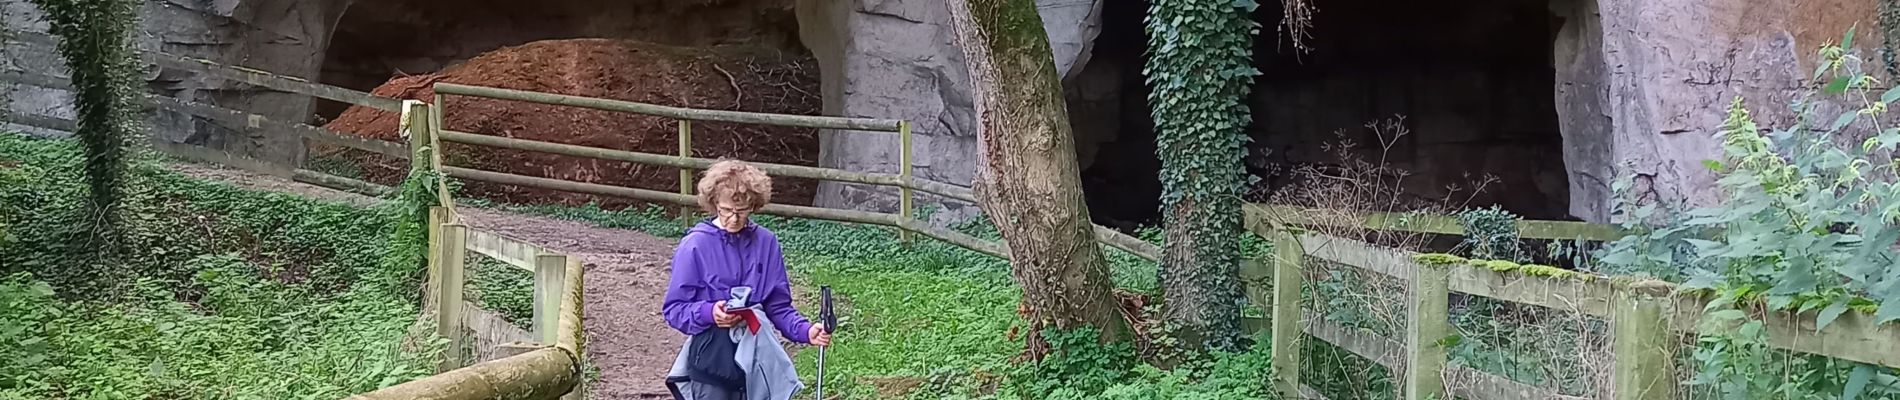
[814, 286, 835, 399]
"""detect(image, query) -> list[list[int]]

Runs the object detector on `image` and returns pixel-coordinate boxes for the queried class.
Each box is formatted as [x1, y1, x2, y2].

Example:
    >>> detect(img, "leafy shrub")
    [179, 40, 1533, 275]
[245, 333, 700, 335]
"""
[989, 329, 1274, 400]
[0, 133, 441, 398]
[1592, 29, 1900, 399]
[468, 256, 535, 327]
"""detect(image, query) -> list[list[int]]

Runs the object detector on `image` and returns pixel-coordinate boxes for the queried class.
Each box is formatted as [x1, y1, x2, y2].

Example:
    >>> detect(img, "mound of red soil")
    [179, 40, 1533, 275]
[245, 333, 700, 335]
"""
[319, 38, 822, 208]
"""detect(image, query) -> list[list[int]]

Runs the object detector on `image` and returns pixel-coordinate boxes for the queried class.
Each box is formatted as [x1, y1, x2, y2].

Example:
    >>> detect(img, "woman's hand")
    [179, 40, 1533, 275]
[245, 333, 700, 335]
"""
[808, 324, 832, 347]
[712, 302, 741, 328]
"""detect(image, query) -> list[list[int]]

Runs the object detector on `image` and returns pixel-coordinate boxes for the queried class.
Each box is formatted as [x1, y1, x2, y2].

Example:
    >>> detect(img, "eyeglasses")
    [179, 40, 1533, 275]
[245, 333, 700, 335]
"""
[717, 206, 755, 218]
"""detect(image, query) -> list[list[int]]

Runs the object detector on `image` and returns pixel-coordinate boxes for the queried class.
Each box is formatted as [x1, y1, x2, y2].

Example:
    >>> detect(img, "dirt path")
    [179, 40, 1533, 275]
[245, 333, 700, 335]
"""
[168, 163, 682, 399]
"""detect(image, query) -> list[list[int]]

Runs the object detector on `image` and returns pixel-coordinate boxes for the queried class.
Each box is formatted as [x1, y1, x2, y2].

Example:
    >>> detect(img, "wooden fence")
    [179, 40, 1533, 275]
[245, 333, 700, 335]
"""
[348, 102, 586, 399]
[425, 82, 1164, 262]
[2, 31, 1172, 398]
[0, 31, 404, 197]
[1240, 203, 1900, 400]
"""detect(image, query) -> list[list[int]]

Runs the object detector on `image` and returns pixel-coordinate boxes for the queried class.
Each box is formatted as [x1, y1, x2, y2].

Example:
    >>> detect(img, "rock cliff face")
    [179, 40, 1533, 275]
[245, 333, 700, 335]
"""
[794, 0, 1103, 225]
[4, 0, 351, 167]
[5, 0, 1893, 225]
[1551, 0, 1886, 221]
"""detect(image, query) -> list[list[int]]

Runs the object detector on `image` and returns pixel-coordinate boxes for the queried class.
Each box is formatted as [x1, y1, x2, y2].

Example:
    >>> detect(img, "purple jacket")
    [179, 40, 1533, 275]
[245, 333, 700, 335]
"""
[662, 219, 814, 344]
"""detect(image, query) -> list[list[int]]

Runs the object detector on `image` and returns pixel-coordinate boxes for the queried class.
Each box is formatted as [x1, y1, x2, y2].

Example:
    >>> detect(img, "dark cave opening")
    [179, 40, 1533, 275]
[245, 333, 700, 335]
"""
[1244, 0, 1571, 221]
[1073, 0, 1573, 231]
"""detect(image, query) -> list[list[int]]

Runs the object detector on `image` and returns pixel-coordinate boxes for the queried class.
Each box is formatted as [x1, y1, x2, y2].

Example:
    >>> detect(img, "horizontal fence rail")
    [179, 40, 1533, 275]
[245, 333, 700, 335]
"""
[7, 30, 402, 112]
[432, 82, 1161, 262]
[1240, 203, 1900, 400]
[1252, 204, 1626, 241]
[434, 83, 903, 132]
[346, 105, 589, 399]
[1, 36, 406, 198]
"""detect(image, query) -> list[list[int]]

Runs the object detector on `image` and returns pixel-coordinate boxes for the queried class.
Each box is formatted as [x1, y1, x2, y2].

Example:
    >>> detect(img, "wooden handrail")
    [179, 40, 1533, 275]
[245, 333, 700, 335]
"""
[1247, 203, 1625, 241]
[344, 347, 579, 400]
[434, 83, 904, 132]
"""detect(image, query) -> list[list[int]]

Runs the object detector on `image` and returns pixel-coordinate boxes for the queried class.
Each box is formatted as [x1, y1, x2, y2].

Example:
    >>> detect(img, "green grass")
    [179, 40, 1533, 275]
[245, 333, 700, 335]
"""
[490, 199, 1296, 399]
[786, 254, 1022, 399]
[0, 133, 439, 399]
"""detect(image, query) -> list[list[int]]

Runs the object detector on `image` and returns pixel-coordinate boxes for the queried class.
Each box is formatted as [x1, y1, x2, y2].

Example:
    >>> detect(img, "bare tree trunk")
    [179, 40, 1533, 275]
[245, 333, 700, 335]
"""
[944, 0, 1130, 354]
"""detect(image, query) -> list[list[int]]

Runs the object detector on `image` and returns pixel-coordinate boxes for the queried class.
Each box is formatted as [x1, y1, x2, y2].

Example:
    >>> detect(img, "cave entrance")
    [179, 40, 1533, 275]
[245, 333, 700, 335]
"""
[312, 0, 827, 207]
[1070, 0, 1162, 232]
[1073, 0, 1574, 231]
[314, 0, 805, 122]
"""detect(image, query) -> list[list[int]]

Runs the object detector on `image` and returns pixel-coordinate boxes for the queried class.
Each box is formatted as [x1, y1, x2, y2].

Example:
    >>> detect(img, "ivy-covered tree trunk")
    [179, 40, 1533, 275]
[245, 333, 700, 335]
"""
[29, 0, 146, 260]
[944, 0, 1130, 354]
[1144, 0, 1261, 351]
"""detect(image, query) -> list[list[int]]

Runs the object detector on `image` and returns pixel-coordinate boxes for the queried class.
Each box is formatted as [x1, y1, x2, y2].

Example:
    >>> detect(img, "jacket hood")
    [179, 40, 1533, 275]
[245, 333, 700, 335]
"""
[690, 218, 758, 238]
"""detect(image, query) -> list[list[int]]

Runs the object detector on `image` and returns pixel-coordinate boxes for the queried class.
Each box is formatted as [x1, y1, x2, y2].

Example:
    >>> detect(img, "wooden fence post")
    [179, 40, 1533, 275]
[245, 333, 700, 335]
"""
[533, 253, 569, 345]
[1613, 287, 1677, 400]
[436, 221, 469, 372]
[678, 120, 694, 224]
[1270, 229, 1305, 399]
[1405, 262, 1450, 400]
[405, 100, 431, 172]
[898, 120, 913, 244]
[425, 207, 449, 316]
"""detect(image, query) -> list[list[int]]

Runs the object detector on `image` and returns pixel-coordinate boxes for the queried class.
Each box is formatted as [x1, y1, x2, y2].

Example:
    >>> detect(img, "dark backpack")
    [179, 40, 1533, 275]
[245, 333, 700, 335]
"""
[667, 326, 746, 396]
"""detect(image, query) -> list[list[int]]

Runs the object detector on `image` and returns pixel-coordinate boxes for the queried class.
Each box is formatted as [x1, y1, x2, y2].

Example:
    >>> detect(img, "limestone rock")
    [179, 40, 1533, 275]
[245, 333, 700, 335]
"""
[797, 0, 1102, 225]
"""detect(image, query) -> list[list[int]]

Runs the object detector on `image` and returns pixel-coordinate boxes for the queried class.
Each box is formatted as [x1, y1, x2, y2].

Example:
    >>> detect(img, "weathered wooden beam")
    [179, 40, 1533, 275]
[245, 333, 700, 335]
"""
[1446, 365, 1590, 400]
[556, 256, 587, 400]
[147, 51, 403, 112]
[434, 82, 903, 132]
[1665, 292, 1900, 369]
[533, 254, 568, 346]
[1405, 262, 1451, 400]
[1304, 317, 1404, 370]
[441, 166, 1010, 259]
[1448, 263, 1617, 318]
[436, 129, 972, 202]
[148, 95, 408, 158]
[1296, 233, 1417, 282]
[344, 347, 578, 400]
[1094, 225, 1161, 262]
[0, 68, 409, 158]
[464, 229, 544, 271]
[10, 33, 398, 112]
[436, 222, 470, 372]
[292, 170, 394, 197]
[150, 140, 295, 178]
[1251, 204, 1625, 241]
[440, 129, 1119, 260]
[1270, 230, 1305, 399]
[1613, 288, 1677, 400]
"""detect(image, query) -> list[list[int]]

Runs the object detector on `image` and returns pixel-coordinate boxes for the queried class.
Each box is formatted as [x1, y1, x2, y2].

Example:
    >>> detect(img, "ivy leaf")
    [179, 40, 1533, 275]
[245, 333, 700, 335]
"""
[1817, 297, 1852, 330]
[1684, 238, 1725, 259]
[1826, 76, 1854, 94]
[1231, 0, 1260, 11]
[1844, 363, 1873, 400]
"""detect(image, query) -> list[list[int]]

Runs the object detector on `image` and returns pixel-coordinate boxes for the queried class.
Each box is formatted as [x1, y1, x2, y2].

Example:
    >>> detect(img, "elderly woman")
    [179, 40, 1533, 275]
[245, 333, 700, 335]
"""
[662, 160, 830, 400]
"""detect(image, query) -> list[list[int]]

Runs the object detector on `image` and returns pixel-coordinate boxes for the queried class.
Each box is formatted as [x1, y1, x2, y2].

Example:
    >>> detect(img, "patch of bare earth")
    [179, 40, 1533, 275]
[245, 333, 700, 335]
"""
[164, 161, 685, 399]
